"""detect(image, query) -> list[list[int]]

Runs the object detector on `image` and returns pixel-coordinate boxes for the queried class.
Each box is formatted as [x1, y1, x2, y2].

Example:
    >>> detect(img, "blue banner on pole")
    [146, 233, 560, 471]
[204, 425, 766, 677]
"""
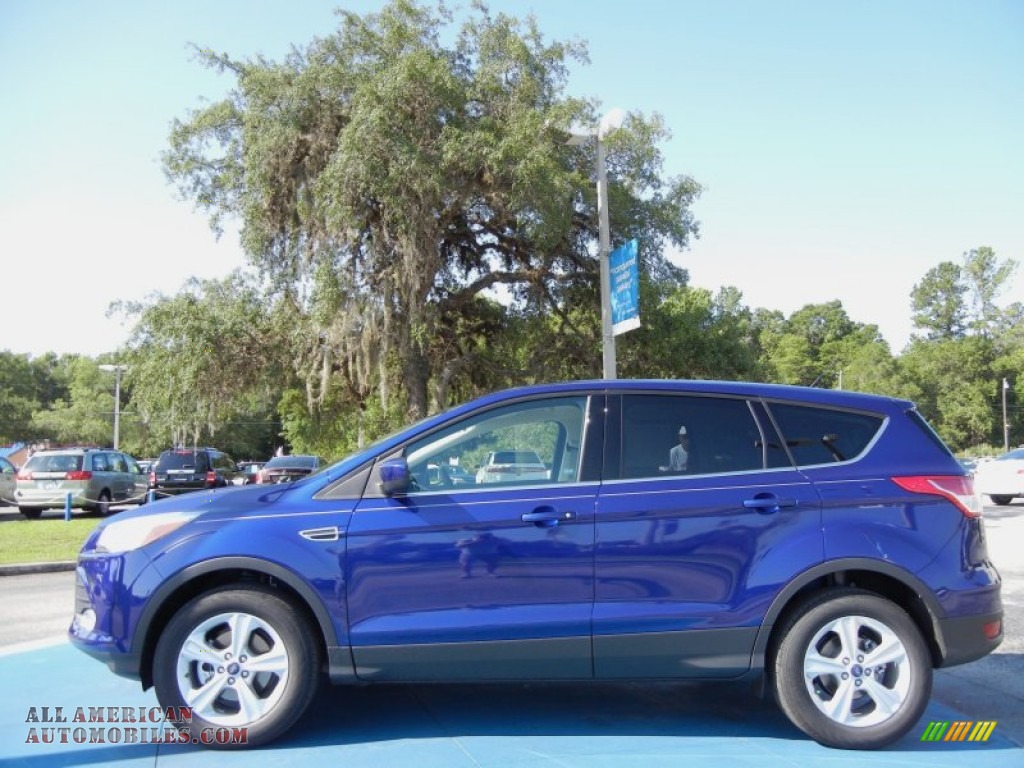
[609, 239, 641, 335]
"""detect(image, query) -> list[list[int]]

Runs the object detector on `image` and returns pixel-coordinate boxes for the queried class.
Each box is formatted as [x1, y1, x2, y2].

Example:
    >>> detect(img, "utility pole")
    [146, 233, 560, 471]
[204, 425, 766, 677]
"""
[1003, 377, 1011, 453]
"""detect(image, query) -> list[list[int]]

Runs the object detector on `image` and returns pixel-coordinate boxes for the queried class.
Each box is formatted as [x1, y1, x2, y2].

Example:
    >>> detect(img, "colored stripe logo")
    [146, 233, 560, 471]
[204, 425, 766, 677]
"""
[921, 721, 997, 742]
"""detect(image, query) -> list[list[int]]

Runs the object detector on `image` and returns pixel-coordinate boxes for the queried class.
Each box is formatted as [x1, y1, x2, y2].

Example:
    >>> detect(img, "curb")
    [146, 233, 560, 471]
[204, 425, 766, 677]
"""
[0, 561, 76, 576]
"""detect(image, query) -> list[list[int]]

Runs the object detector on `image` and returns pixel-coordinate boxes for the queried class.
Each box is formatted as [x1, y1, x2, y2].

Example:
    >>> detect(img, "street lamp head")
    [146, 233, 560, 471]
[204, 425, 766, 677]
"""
[598, 107, 625, 139]
[562, 108, 626, 145]
[99, 364, 129, 373]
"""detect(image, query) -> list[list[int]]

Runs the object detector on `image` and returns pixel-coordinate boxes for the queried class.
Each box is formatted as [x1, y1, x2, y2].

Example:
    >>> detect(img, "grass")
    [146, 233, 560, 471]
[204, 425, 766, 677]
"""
[0, 515, 102, 565]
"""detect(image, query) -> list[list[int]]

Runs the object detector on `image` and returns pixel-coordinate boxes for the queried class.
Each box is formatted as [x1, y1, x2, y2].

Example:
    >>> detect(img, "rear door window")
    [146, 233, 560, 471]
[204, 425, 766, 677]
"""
[618, 394, 765, 478]
[767, 403, 884, 466]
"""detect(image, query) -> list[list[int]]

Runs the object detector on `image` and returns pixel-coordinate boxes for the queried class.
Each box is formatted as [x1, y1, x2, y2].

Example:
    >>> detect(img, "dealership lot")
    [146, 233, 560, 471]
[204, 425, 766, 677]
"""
[1, 501, 1021, 765]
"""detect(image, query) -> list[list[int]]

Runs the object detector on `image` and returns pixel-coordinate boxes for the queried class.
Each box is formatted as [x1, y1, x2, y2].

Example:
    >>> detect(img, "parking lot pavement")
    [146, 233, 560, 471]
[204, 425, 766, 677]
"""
[0, 642, 1021, 768]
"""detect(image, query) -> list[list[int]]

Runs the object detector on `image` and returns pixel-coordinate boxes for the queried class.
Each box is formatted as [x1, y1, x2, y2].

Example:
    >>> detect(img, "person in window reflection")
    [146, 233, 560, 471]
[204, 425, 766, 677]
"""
[660, 425, 689, 473]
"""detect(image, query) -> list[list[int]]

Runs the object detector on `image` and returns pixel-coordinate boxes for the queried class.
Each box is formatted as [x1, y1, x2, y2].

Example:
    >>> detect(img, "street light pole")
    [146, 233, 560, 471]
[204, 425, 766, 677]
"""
[566, 108, 625, 379]
[99, 364, 128, 450]
[595, 134, 615, 379]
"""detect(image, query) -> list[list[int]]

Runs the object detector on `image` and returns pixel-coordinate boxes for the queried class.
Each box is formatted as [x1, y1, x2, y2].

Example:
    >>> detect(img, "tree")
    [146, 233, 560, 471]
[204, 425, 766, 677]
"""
[961, 246, 1019, 339]
[31, 357, 116, 446]
[164, 0, 700, 424]
[617, 277, 759, 380]
[0, 351, 72, 443]
[898, 337, 996, 449]
[757, 301, 887, 388]
[910, 261, 967, 340]
[113, 273, 282, 453]
[911, 247, 1019, 341]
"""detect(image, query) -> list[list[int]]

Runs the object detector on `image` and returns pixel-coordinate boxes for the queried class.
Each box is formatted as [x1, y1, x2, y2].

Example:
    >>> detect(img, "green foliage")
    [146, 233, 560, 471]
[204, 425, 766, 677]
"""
[112, 272, 283, 457]
[163, 0, 699, 422]
[30, 358, 116, 446]
[0, 352, 72, 443]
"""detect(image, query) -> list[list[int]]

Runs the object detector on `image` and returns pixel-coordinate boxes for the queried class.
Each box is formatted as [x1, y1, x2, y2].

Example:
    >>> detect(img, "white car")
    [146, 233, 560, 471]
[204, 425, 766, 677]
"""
[475, 449, 549, 484]
[973, 447, 1024, 506]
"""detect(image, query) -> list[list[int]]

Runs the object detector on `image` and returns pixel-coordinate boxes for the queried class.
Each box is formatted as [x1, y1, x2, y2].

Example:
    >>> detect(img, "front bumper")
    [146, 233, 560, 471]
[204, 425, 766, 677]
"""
[68, 549, 164, 682]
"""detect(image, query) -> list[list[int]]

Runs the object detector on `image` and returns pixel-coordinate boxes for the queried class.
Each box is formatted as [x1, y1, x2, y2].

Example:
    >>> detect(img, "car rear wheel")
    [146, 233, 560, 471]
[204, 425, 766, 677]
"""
[18, 507, 42, 520]
[93, 491, 111, 517]
[989, 495, 1013, 506]
[773, 589, 932, 749]
[152, 586, 320, 748]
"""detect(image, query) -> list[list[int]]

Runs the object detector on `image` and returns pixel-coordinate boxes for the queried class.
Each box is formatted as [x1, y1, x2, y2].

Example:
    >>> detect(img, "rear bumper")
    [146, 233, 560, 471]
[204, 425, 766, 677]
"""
[935, 610, 1003, 667]
[14, 487, 90, 509]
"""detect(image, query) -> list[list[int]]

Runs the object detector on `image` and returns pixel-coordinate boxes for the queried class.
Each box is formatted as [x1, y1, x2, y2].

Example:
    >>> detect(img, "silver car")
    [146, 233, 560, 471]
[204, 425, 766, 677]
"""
[0, 456, 16, 506]
[15, 448, 148, 519]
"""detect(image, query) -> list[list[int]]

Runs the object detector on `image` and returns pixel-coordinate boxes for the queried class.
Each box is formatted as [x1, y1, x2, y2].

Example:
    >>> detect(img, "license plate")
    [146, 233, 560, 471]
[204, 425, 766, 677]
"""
[42, 480, 58, 490]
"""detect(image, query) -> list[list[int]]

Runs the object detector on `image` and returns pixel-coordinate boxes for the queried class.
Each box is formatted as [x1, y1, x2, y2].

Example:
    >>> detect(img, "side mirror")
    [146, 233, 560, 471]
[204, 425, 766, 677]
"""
[378, 457, 411, 497]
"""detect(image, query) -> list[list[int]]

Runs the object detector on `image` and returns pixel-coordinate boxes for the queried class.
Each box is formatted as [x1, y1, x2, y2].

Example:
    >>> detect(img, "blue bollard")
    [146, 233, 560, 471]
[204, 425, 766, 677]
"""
[148, 489, 156, 503]
[64, 492, 72, 522]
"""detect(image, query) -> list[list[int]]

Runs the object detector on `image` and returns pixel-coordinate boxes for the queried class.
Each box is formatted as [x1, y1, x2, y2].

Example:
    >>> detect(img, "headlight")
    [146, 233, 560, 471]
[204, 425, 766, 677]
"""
[94, 511, 200, 553]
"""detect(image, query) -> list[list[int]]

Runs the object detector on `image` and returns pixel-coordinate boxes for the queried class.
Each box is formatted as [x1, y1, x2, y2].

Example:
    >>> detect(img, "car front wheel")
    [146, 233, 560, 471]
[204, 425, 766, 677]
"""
[989, 495, 1013, 506]
[152, 586, 321, 748]
[773, 589, 932, 750]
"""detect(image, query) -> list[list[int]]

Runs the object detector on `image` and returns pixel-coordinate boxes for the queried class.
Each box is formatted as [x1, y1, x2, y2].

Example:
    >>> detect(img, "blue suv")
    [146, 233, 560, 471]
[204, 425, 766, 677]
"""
[69, 380, 1002, 749]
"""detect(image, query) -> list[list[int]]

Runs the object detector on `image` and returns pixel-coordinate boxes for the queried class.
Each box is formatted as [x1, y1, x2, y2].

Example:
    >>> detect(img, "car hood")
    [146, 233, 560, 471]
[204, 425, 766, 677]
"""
[114, 483, 294, 523]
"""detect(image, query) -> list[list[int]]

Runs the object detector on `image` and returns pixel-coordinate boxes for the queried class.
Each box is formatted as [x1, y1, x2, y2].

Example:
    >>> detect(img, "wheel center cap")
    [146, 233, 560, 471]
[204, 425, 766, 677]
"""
[227, 662, 240, 675]
[851, 664, 863, 678]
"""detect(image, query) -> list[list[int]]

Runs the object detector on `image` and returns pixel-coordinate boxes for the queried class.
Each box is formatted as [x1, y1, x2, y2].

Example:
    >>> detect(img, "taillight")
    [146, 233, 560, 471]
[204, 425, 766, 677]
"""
[16, 470, 33, 481]
[66, 470, 93, 481]
[256, 471, 265, 484]
[892, 475, 982, 518]
[205, 471, 217, 486]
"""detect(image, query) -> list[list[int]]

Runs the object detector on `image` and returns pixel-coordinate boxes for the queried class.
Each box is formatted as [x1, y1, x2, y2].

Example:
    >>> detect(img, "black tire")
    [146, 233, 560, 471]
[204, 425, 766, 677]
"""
[19, 507, 42, 520]
[93, 491, 111, 517]
[152, 585, 320, 749]
[989, 495, 1013, 506]
[772, 589, 932, 749]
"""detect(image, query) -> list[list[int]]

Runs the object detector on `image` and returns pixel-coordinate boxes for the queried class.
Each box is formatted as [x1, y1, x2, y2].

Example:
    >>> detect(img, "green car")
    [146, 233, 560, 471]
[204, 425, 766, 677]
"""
[14, 448, 148, 519]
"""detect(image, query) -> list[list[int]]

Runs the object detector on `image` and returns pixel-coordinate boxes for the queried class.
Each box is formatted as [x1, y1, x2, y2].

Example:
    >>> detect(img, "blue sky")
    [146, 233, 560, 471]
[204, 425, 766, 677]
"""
[1, 0, 1021, 359]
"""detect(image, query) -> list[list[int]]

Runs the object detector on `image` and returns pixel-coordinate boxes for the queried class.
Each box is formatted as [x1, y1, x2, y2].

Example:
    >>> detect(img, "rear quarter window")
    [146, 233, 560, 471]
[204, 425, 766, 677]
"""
[768, 403, 884, 466]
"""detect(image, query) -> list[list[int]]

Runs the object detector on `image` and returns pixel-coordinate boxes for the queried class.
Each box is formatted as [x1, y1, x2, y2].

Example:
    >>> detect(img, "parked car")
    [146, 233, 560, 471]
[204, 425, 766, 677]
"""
[69, 381, 1002, 750]
[15, 448, 147, 518]
[0, 456, 16, 506]
[148, 448, 241, 497]
[973, 447, 1024, 505]
[474, 449, 549, 484]
[235, 461, 266, 485]
[254, 455, 327, 484]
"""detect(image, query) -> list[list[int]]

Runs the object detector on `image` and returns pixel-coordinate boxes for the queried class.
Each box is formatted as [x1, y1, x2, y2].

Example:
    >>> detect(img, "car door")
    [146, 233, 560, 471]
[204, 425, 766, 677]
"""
[346, 393, 603, 681]
[121, 454, 148, 503]
[105, 452, 129, 502]
[593, 392, 823, 678]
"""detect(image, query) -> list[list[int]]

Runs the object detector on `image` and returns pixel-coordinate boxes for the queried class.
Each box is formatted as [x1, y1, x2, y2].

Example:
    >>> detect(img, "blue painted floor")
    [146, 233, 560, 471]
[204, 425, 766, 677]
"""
[1, 642, 1020, 767]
